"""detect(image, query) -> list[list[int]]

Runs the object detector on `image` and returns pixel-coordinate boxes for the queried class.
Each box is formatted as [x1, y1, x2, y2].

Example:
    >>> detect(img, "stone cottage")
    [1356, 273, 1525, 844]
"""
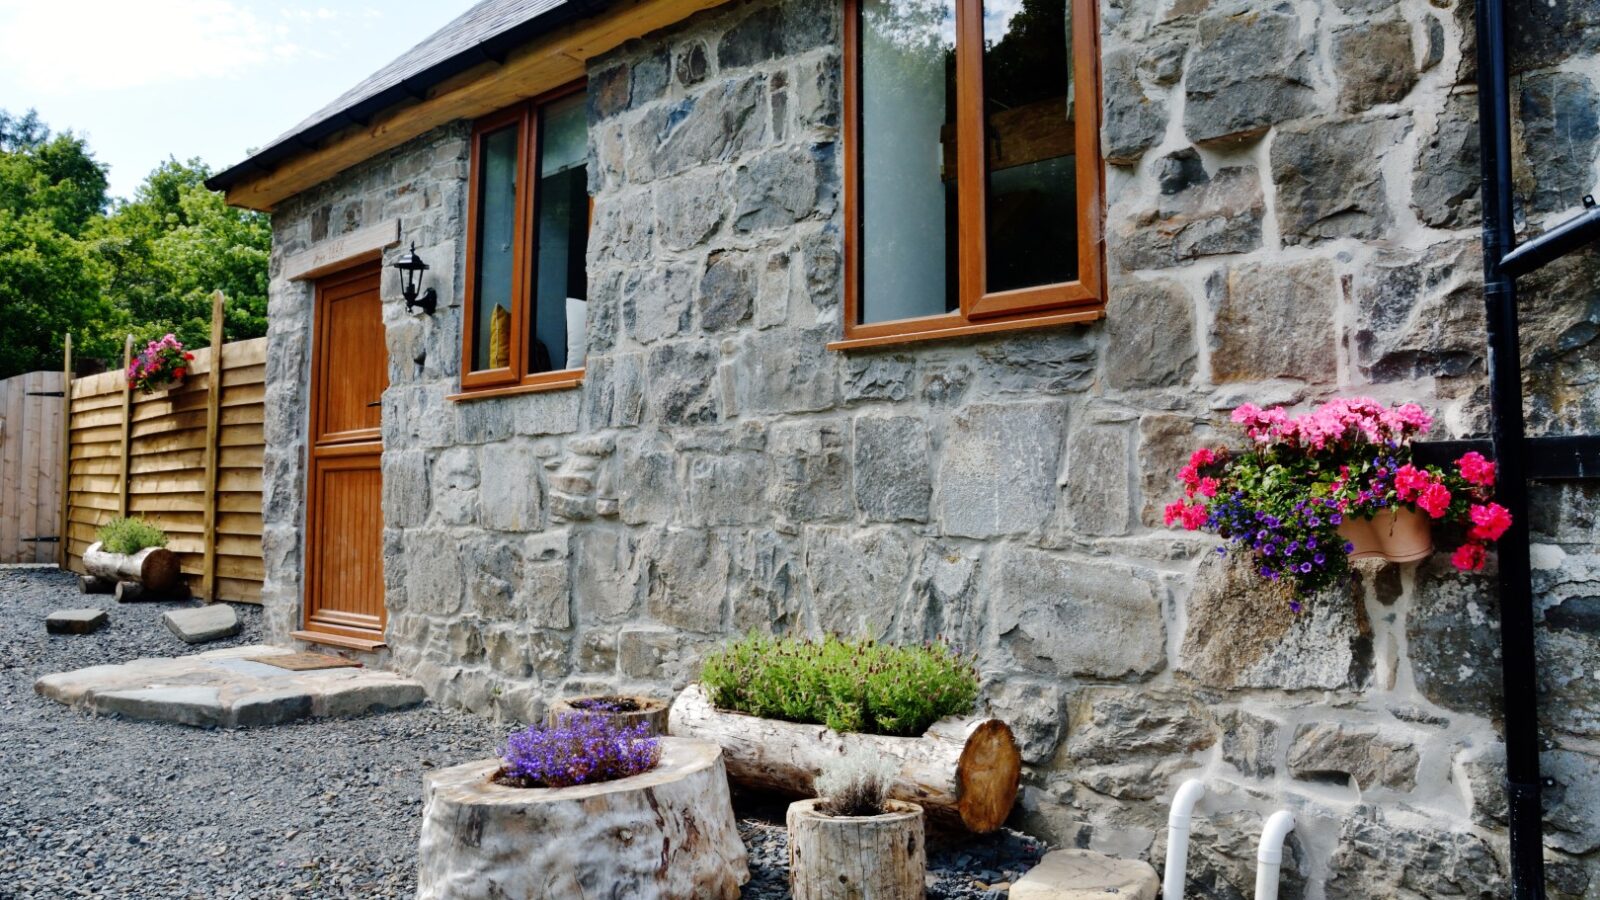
[207, 0, 1600, 895]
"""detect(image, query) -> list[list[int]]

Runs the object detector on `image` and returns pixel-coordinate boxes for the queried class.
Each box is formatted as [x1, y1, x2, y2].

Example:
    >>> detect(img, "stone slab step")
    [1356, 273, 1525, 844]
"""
[163, 604, 240, 644]
[34, 644, 426, 729]
[45, 608, 108, 635]
[1011, 849, 1160, 900]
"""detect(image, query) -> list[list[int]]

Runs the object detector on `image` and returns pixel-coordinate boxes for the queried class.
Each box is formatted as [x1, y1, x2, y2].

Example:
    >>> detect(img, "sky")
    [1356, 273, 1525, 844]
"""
[0, 0, 477, 201]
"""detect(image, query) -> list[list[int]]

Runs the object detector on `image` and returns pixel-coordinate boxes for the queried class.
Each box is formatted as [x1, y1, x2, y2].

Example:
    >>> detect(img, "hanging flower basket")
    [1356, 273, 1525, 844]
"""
[126, 334, 194, 395]
[1166, 397, 1511, 608]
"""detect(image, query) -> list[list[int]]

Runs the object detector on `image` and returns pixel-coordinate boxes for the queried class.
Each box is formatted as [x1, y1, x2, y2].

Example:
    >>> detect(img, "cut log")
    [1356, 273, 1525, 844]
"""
[115, 581, 190, 603]
[416, 738, 748, 900]
[82, 542, 181, 592]
[788, 798, 925, 900]
[668, 683, 1021, 833]
[78, 575, 115, 595]
[548, 694, 670, 734]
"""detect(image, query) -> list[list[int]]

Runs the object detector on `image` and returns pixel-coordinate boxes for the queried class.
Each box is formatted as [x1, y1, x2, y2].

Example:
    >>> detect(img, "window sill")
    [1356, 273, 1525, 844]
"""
[448, 373, 584, 402]
[826, 307, 1104, 352]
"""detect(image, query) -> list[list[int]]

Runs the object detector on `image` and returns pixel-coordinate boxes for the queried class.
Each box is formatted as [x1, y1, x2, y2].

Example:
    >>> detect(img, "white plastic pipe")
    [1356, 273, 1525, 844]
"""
[1254, 810, 1297, 900]
[1162, 779, 1206, 900]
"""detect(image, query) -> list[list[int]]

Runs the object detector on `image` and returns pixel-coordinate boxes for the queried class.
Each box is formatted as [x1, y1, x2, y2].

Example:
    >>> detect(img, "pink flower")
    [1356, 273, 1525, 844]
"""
[1163, 501, 1187, 528]
[1393, 465, 1431, 501]
[1456, 451, 1496, 488]
[1198, 477, 1219, 498]
[1452, 542, 1487, 572]
[1417, 482, 1453, 518]
[1189, 448, 1216, 468]
[1468, 502, 1512, 542]
[1178, 463, 1200, 488]
[1180, 503, 1209, 531]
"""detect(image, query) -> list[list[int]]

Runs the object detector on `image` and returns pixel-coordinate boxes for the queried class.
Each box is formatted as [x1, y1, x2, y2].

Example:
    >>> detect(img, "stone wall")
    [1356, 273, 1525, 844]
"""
[260, 0, 1600, 896]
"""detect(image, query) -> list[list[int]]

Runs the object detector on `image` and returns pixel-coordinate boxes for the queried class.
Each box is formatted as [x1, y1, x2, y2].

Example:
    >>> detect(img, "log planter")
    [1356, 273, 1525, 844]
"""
[788, 799, 925, 900]
[668, 683, 1021, 833]
[82, 542, 181, 593]
[547, 694, 670, 735]
[416, 737, 749, 900]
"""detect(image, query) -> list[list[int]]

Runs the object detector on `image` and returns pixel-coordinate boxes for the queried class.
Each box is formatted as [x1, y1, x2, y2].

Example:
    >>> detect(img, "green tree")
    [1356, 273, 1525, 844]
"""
[93, 158, 270, 349]
[0, 111, 119, 376]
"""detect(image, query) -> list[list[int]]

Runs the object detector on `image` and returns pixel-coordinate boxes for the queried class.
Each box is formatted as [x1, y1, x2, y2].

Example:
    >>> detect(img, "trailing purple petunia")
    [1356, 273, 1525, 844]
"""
[494, 714, 661, 789]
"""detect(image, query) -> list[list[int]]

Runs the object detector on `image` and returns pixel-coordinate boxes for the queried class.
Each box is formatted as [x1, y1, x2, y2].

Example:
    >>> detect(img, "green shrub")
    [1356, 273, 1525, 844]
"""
[699, 634, 979, 736]
[95, 516, 168, 555]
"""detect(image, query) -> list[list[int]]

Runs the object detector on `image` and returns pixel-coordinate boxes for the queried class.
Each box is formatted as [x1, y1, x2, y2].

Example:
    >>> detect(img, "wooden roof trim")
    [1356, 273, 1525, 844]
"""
[224, 0, 735, 212]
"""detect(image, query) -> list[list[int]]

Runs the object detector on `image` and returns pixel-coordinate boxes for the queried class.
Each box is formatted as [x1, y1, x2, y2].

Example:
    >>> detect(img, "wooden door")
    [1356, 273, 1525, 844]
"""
[301, 263, 388, 647]
[0, 370, 65, 563]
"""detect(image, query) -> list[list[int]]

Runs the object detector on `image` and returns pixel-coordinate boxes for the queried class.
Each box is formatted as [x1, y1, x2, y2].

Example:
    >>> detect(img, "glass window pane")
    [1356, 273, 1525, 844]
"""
[529, 93, 589, 373]
[982, 0, 1078, 293]
[859, 0, 959, 324]
[472, 124, 520, 372]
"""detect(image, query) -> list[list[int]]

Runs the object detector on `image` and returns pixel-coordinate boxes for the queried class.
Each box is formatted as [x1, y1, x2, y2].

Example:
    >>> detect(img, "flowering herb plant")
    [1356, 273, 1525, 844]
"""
[493, 714, 661, 789]
[1165, 398, 1512, 604]
[126, 334, 195, 394]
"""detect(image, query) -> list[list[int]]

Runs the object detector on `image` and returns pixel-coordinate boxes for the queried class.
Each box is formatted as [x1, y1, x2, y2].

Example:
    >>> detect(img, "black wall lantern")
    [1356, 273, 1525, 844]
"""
[392, 242, 438, 315]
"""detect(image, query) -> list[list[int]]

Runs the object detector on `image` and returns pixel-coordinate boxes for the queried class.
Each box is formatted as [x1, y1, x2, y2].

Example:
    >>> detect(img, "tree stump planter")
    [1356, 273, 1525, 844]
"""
[82, 542, 181, 593]
[416, 737, 748, 900]
[548, 694, 670, 734]
[668, 683, 1021, 833]
[788, 799, 925, 900]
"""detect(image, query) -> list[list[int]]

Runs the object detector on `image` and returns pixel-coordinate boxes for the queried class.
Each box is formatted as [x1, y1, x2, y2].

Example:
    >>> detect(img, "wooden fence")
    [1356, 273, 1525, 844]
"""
[0, 369, 66, 563]
[64, 295, 266, 603]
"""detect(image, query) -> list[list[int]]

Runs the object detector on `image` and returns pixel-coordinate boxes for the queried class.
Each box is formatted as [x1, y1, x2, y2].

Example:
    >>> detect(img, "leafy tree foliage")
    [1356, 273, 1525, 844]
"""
[0, 109, 269, 379]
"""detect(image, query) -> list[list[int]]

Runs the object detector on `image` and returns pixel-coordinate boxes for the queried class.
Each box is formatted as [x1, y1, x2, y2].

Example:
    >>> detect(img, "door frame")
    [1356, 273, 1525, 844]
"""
[296, 261, 388, 650]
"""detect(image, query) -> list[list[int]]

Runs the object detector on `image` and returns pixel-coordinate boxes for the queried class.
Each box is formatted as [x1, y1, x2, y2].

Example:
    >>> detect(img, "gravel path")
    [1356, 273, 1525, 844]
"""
[0, 566, 1044, 899]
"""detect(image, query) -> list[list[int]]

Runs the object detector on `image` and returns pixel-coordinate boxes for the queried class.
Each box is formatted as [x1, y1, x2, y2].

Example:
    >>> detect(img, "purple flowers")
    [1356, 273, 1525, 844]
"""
[496, 715, 661, 789]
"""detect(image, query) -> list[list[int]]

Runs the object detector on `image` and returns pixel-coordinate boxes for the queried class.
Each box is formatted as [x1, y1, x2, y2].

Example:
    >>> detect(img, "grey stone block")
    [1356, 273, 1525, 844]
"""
[45, 608, 108, 635]
[163, 605, 241, 645]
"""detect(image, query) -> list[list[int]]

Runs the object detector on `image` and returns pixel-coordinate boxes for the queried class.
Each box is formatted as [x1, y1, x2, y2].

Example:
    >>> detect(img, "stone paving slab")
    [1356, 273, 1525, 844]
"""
[45, 608, 109, 635]
[34, 644, 426, 728]
[1010, 849, 1160, 900]
[162, 604, 240, 644]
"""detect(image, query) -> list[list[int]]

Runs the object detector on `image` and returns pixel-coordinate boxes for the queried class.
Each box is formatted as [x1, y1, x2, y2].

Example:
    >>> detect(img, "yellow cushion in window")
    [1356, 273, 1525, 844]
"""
[489, 303, 511, 369]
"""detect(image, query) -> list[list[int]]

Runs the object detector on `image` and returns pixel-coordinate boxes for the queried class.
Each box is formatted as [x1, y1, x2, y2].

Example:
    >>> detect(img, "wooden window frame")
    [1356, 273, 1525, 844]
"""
[458, 80, 589, 395]
[833, 0, 1106, 351]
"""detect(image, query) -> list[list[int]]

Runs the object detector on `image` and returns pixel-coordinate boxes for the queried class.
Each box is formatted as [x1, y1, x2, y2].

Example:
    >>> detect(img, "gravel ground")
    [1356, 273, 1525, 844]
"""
[0, 566, 1046, 899]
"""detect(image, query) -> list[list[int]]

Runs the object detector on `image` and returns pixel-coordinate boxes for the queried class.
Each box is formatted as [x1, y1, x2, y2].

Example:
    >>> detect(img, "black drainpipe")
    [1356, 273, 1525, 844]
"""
[1474, 0, 1546, 895]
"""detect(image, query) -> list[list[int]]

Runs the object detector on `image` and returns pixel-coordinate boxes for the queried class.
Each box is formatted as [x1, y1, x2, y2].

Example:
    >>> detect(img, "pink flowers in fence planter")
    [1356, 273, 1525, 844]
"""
[126, 334, 195, 394]
[1166, 397, 1512, 605]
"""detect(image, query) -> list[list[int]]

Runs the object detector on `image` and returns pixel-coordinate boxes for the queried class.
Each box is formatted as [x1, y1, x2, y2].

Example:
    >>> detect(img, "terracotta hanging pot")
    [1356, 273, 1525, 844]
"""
[1338, 508, 1433, 563]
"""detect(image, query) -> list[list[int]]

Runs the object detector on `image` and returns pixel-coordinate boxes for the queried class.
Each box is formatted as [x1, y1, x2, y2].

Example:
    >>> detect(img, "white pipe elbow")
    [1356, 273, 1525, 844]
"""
[1168, 779, 1206, 830]
[1163, 780, 1206, 900]
[1257, 810, 1296, 865]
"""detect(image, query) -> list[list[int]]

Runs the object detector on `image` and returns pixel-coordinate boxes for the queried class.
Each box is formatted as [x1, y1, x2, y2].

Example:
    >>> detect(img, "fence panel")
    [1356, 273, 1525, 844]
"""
[64, 302, 266, 603]
[0, 369, 65, 563]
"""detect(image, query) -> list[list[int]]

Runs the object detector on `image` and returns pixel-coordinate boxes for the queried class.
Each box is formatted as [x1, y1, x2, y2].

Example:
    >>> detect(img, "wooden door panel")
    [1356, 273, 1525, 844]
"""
[315, 270, 387, 443]
[306, 454, 384, 635]
[302, 262, 387, 646]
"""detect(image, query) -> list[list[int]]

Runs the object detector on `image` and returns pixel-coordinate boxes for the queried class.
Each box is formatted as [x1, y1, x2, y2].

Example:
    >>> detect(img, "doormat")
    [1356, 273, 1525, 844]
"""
[247, 652, 364, 671]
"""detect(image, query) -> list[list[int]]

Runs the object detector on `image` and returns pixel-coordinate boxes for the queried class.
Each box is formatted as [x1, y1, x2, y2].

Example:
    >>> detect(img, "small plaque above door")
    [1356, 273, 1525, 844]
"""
[284, 220, 400, 282]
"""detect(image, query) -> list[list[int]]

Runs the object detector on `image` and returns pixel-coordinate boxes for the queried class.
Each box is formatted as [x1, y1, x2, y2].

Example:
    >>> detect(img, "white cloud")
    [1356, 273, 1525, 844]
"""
[0, 0, 306, 93]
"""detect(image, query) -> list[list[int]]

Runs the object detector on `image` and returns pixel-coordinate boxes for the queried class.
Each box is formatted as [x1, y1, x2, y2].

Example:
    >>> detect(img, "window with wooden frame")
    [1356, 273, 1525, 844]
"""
[458, 82, 591, 396]
[834, 0, 1104, 350]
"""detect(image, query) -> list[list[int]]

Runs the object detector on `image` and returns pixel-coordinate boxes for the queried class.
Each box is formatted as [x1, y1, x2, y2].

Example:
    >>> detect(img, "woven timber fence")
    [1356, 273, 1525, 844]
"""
[64, 294, 266, 603]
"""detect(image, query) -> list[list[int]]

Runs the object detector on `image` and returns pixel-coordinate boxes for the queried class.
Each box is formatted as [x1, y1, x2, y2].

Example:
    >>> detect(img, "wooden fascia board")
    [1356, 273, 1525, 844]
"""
[225, 0, 735, 212]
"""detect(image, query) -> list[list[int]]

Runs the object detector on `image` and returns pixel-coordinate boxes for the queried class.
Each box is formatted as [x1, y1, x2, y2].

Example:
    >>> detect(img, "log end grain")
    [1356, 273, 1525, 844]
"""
[953, 719, 1023, 834]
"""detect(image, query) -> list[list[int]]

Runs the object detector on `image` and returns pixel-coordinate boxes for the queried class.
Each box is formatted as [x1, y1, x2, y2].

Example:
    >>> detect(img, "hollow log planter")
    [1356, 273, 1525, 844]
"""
[788, 799, 925, 900]
[416, 737, 749, 900]
[547, 694, 670, 735]
[82, 542, 181, 593]
[668, 683, 1022, 833]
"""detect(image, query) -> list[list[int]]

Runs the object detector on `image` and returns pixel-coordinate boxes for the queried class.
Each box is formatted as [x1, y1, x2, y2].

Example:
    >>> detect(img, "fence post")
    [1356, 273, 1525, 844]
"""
[200, 292, 226, 603]
[57, 334, 72, 568]
[117, 335, 133, 518]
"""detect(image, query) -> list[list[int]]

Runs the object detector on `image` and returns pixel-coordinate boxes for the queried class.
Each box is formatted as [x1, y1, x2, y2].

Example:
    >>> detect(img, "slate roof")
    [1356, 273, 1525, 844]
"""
[207, 0, 602, 192]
